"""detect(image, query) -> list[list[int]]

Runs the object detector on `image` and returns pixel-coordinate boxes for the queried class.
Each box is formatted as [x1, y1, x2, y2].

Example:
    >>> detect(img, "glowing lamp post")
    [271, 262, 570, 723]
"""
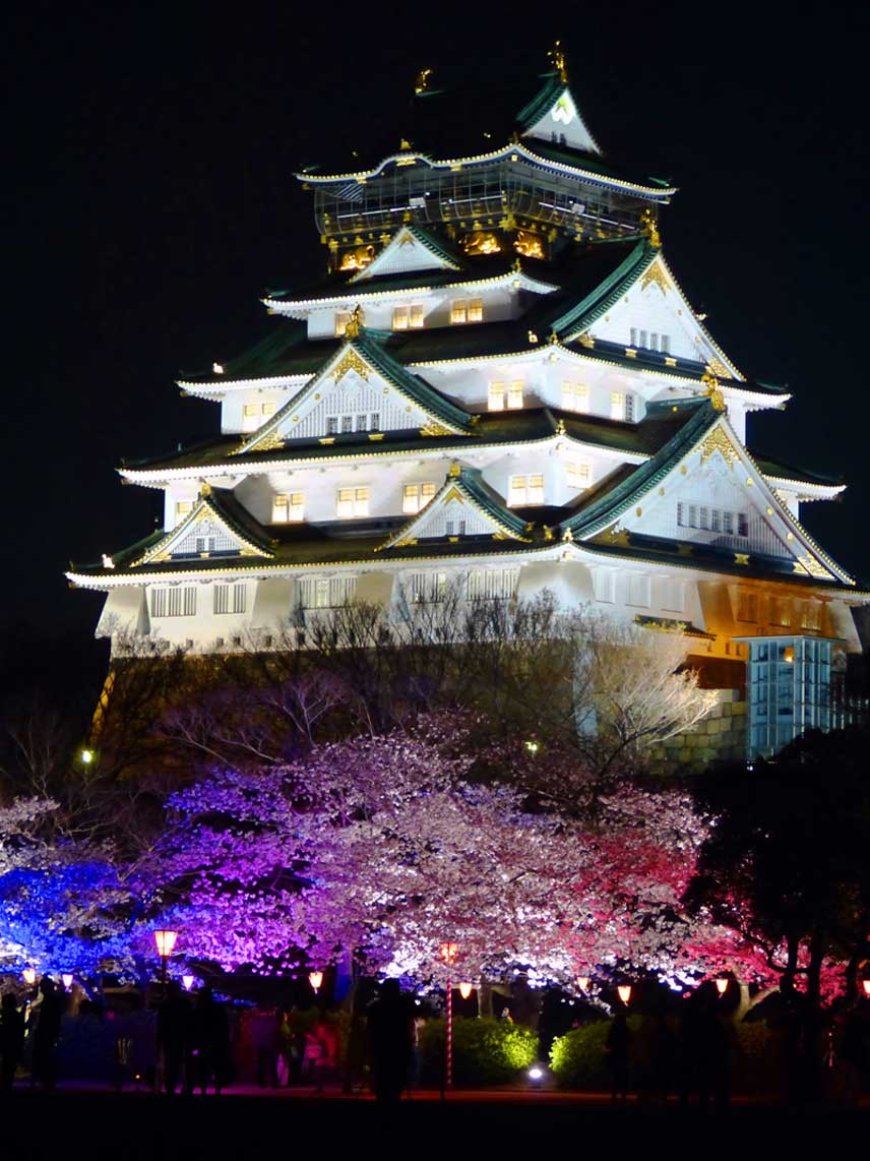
[617, 984, 632, 1006]
[61, 973, 74, 990]
[862, 980, 870, 998]
[308, 970, 324, 995]
[715, 977, 729, 997]
[22, 968, 37, 987]
[458, 982, 474, 1001]
[182, 974, 195, 992]
[439, 942, 459, 1093]
[153, 929, 178, 998]
[576, 975, 590, 994]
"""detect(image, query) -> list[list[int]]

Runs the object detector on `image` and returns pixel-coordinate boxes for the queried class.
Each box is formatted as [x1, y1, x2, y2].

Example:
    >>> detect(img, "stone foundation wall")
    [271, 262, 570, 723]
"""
[648, 688, 746, 773]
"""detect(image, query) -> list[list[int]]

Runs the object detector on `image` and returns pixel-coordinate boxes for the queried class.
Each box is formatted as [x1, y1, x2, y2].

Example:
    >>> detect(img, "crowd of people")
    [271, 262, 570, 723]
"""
[0, 974, 419, 1102]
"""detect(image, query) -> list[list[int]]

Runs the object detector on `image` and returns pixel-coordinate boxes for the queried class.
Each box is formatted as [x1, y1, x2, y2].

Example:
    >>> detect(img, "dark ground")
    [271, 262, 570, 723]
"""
[0, 1088, 867, 1160]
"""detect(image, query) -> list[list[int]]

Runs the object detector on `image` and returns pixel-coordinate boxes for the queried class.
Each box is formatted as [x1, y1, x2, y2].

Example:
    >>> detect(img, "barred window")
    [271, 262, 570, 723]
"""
[214, 583, 247, 615]
[678, 502, 748, 537]
[298, 575, 357, 609]
[406, 572, 448, 603]
[467, 568, 519, 601]
[151, 587, 197, 617]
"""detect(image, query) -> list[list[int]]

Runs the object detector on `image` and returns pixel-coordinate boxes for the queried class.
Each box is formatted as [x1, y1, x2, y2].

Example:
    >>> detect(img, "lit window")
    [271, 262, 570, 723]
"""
[562, 382, 589, 412]
[272, 492, 305, 523]
[488, 380, 524, 411]
[403, 482, 436, 514]
[337, 487, 370, 518]
[335, 311, 352, 337]
[241, 401, 277, 432]
[392, 304, 425, 330]
[175, 500, 194, 520]
[507, 381, 524, 409]
[610, 392, 626, 420]
[450, 298, 483, 325]
[195, 535, 216, 554]
[214, 583, 246, 615]
[508, 474, 544, 506]
[566, 462, 591, 489]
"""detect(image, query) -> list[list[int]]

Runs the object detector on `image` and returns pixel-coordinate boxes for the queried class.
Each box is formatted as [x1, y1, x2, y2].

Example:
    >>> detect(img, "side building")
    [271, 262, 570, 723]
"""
[68, 57, 869, 761]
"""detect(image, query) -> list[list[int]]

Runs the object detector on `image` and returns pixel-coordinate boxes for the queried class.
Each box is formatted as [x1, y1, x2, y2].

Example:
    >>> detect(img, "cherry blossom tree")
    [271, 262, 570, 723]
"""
[0, 796, 135, 976]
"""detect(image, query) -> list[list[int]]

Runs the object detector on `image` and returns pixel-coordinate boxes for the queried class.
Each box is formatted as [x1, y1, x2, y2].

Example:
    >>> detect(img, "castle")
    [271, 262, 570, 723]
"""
[68, 50, 868, 759]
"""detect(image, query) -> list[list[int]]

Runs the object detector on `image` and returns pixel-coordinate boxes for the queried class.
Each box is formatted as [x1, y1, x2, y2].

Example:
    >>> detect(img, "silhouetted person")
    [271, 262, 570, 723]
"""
[367, 980, 413, 1104]
[157, 982, 191, 1095]
[0, 993, 25, 1091]
[679, 983, 730, 1107]
[187, 988, 230, 1095]
[32, 978, 64, 1090]
[606, 1010, 631, 1102]
[249, 1004, 280, 1088]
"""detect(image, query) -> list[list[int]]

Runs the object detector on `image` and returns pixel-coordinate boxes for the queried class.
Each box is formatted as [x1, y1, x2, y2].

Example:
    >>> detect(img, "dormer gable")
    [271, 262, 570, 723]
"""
[132, 487, 274, 566]
[564, 406, 853, 585]
[381, 464, 532, 550]
[348, 225, 461, 283]
[237, 331, 474, 453]
[517, 71, 601, 156]
[557, 246, 743, 379]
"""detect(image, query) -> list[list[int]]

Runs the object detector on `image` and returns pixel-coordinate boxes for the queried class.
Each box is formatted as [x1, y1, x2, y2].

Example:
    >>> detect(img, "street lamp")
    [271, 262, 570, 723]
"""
[153, 929, 178, 999]
[308, 970, 324, 994]
[22, 968, 37, 986]
[576, 975, 590, 993]
[458, 981, 474, 1001]
[862, 980, 870, 998]
[617, 984, 632, 1006]
[439, 942, 459, 1093]
[61, 973, 74, 990]
[715, 977, 729, 996]
[182, 974, 195, 991]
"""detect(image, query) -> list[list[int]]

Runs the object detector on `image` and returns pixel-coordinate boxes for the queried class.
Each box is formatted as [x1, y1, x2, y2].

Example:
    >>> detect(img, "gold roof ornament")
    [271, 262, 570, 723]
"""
[414, 67, 433, 95]
[448, 461, 462, 477]
[555, 418, 566, 435]
[640, 207, 662, 249]
[701, 370, 726, 412]
[345, 304, 363, 339]
[400, 138, 413, 151]
[548, 39, 568, 84]
[199, 482, 212, 498]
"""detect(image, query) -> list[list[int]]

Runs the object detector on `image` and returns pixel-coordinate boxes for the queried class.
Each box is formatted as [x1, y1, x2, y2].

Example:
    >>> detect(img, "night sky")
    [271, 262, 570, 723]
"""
[7, 3, 869, 683]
